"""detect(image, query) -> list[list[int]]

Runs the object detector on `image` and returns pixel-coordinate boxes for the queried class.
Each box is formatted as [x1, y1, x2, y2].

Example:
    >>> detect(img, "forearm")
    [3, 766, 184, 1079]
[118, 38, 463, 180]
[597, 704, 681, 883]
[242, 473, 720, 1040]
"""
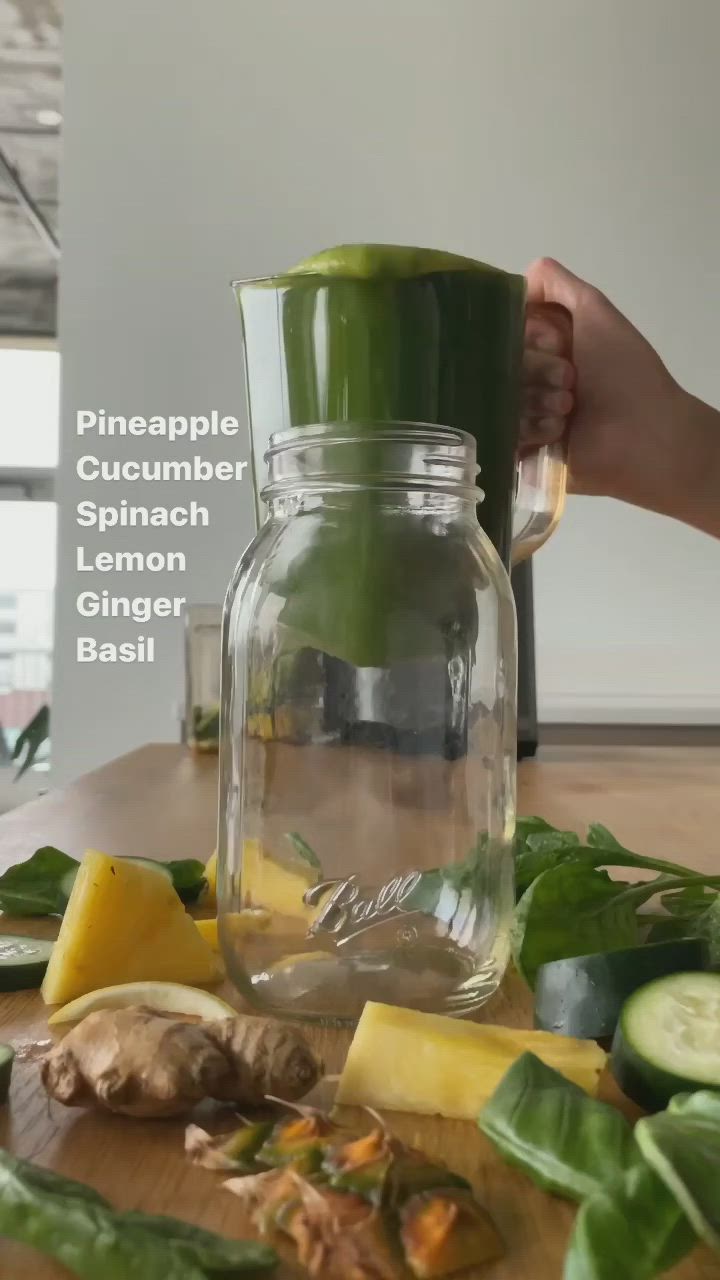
[658, 393, 720, 538]
[627, 389, 720, 538]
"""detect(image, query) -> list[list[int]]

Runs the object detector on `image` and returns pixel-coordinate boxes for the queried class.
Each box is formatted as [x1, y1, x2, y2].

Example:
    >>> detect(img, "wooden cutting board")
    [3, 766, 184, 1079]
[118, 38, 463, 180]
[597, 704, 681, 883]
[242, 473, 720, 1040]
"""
[0, 743, 718, 1280]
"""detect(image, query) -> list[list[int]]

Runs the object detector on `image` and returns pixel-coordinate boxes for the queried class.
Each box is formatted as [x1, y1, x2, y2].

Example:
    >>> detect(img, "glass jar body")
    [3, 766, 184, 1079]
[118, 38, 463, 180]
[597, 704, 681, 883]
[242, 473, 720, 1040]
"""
[218, 436, 517, 1024]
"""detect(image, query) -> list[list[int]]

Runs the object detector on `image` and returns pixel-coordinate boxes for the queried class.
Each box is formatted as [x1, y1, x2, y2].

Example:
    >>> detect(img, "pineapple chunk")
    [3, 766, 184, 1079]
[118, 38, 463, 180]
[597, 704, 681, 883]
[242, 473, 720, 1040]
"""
[336, 1002, 606, 1119]
[196, 910, 271, 951]
[242, 838, 318, 926]
[195, 916, 219, 950]
[41, 850, 223, 1005]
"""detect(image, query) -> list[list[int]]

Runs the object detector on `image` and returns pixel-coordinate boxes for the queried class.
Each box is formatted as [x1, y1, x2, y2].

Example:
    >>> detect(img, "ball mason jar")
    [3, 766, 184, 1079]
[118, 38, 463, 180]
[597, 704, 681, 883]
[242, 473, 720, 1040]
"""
[217, 422, 517, 1024]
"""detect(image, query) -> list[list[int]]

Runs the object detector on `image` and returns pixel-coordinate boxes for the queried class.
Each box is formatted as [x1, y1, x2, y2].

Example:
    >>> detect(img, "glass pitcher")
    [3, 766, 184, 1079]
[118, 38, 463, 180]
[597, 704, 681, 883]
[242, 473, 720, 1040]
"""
[218, 422, 517, 1023]
[233, 247, 569, 567]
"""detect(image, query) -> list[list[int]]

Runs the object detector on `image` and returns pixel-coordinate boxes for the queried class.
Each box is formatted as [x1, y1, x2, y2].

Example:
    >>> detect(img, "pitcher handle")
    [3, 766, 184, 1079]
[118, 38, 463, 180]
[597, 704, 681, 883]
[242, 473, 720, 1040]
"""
[511, 302, 573, 565]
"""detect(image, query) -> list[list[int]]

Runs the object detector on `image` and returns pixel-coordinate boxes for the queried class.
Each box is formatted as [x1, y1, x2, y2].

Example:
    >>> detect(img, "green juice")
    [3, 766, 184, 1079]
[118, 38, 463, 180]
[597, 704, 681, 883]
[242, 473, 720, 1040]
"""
[235, 244, 525, 668]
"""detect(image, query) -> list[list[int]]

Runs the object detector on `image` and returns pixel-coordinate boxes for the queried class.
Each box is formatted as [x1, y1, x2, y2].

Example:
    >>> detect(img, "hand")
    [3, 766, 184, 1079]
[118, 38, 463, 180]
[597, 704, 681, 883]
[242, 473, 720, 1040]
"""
[521, 257, 720, 537]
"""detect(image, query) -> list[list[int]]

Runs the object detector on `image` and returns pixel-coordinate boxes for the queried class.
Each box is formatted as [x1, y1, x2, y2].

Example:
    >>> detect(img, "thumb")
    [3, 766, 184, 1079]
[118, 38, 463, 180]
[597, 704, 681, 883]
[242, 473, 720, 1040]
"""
[525, 257, 587, 310]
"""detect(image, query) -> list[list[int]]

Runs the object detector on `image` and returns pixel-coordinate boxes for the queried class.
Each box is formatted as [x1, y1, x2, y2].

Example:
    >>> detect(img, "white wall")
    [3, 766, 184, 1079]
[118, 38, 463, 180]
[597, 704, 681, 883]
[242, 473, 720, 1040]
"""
[54, 0, 720, 781]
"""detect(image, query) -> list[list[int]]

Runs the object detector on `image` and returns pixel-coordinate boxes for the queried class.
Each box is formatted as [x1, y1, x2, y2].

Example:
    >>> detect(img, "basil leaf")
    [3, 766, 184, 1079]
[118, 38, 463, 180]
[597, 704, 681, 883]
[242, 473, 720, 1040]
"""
[635, 1092, 720, 1253]
[0, 846, 78, 916]
[478, 1054, 638, 1202]
[565, 1161, 695, 1280]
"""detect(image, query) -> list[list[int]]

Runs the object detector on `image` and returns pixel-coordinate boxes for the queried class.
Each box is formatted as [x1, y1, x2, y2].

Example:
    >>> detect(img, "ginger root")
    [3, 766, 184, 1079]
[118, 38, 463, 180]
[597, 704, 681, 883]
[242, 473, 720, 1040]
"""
[41, 1006, 320, 1118]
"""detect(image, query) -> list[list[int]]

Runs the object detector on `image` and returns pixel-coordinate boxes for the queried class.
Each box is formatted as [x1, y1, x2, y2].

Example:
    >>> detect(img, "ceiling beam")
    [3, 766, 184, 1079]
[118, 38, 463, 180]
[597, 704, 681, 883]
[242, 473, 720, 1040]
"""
[0, 145, 59, 259]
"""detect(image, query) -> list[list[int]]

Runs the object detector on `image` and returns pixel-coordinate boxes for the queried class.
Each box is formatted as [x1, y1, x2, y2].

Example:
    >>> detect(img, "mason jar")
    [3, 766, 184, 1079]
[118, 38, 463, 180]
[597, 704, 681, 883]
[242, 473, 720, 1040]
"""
[217, 422, 517, 1024]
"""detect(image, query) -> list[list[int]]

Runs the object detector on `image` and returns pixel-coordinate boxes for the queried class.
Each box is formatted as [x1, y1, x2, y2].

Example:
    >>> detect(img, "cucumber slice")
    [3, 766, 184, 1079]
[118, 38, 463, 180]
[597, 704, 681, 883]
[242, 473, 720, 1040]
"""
[0, 1044, 14, 1103]
[534, 939, 710, 1039]
[612, 971, 720, 1111]
[0, 935, 54, 991]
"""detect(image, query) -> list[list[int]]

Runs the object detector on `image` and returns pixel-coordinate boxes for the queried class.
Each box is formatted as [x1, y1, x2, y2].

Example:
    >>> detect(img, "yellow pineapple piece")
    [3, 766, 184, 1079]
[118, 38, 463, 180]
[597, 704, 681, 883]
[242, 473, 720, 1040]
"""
[196, 910, 271, 951]
[204, 849, 218, 906]
[242, 838, 319, 926]
[336, 1002, 607, 1119]
[41, 850, 223, 1005]
[195, 917, 219, 950]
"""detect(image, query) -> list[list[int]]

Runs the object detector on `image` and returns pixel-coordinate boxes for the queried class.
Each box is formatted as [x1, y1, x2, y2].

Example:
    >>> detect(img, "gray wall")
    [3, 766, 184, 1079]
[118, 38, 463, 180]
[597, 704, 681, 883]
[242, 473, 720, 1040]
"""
[53, 0, 720, 782]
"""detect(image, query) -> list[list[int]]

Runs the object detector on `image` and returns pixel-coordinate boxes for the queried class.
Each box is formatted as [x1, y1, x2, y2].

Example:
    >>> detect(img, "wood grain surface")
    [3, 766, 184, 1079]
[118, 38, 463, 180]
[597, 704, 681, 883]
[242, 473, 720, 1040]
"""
[0, 743, 718, 1280]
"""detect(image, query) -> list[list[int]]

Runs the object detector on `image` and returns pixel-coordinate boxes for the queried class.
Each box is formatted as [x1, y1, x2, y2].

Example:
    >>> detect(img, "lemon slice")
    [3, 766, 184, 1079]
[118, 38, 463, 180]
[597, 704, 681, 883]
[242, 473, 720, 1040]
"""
[48, 980, 238, 1026]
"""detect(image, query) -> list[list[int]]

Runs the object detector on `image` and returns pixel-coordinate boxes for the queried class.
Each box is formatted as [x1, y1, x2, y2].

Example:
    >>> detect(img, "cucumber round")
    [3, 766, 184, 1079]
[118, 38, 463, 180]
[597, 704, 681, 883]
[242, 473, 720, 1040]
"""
[0, 935, 54, 991]
[0, 1044, 14, 1103]
[612, 971, 720, 1111]
[534, 938, 710, 1039]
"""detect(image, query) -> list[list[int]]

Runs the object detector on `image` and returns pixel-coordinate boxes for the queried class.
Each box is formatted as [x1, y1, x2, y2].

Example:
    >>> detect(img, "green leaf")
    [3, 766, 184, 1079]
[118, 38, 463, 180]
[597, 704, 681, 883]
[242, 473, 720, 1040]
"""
[635, 1091, 720, 1253]
[586, 823, 700, 881]
[122, 1213, 277, 1272]
[284, 832, 322, 873]
[514, 816, 562, 848]
[15, 1159, 110, 1207]
[0, 1151, 207, 1280]
[511, 864, 640, 988]
[478, 1054, 638, 1203]
[0, 846, 78, 916]
[660, 883, 717, 916]
[564, 1160, 695, 1280]
[513, 867, 720, 989]
[0, 1150, 277, 1279]
[163, 859, 208, 905]
[514, 819, 700, 901]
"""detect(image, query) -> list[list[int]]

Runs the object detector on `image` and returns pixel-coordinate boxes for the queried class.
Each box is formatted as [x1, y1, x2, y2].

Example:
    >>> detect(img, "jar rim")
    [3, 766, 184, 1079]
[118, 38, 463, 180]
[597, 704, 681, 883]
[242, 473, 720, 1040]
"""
[265, 421, 475, 457]
[260, 422, 483, 504]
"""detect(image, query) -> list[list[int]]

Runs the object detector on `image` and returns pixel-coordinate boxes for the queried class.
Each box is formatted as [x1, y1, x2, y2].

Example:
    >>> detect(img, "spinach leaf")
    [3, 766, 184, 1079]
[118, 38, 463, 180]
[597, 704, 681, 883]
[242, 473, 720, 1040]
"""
[0, 846, 78, 916]
[511, 864, 639, 987]
[564, 1161, 695, 1280]
[478, 1054, 638, 1202]
[402, 837, 493, 940]
[514, 816, 561, 846]
[635, 1091, 720, 1253]
[515, 819, 702, 901]
[513, 867, 720, 988]
[122, 1213, 277, 1272]
[660, 883, 717, 916]
[164, 859, 208, 904]
[0, 1150, 277, 1279]
[0, 1151, 206, 1280]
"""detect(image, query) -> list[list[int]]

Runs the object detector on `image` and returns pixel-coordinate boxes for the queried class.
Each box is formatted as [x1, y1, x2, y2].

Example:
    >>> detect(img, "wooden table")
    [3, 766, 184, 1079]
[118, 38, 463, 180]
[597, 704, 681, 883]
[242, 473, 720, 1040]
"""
[0, 744, 718, 1279]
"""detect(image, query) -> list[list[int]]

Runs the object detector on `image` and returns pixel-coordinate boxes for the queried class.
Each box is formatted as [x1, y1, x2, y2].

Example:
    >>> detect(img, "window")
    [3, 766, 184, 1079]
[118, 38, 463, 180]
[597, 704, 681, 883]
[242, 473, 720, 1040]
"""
[0, 346, 58, 761]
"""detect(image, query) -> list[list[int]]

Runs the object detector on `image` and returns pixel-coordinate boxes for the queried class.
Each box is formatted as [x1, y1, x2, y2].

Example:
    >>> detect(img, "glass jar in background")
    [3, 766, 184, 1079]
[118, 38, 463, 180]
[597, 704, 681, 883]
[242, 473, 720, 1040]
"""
[184, 605, 221, 753]
[217, 423, 517, 1024]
